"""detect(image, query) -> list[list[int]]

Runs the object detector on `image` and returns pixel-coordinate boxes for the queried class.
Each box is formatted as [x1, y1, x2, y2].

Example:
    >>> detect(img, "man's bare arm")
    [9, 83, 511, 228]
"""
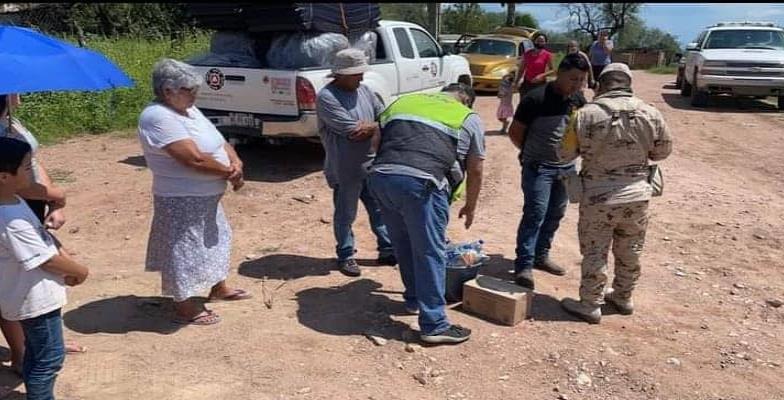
[508, 119, 527, 150]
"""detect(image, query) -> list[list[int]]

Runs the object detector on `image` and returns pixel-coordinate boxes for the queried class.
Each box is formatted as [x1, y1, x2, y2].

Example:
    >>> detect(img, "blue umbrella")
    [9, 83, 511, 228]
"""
[0, 25, 134, 94]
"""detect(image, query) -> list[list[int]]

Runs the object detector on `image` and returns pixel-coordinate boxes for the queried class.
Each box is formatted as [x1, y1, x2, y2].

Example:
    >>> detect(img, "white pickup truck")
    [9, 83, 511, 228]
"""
[188, 20, 472, 142]
[681, 21, 784, 109]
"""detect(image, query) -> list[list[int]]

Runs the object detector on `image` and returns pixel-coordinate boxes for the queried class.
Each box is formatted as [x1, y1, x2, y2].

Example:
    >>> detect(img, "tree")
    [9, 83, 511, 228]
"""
[426, 3, 440, 38]
[514, 12, 539, 29]
[562, 3, 640, 41]
[616, 17, 681, 56]
[500, 3, 516, 27]
[380, 3, 428, 28]
[441, 3, 490, 35]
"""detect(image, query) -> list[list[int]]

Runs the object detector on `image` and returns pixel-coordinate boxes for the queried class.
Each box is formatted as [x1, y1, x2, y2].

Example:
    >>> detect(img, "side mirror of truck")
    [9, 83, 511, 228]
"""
[686, 42, 699, 51]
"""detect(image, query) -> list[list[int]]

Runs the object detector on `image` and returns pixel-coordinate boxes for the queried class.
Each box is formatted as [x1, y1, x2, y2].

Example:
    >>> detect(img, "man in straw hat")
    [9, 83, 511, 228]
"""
[558, 62, 673, 324]
[316, 48, 395, 277]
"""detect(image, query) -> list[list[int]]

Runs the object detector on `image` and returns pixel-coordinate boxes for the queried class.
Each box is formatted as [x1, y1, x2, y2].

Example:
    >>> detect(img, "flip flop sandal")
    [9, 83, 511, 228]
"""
[172, 310, 221, 326]
[209, 288, 253, 302]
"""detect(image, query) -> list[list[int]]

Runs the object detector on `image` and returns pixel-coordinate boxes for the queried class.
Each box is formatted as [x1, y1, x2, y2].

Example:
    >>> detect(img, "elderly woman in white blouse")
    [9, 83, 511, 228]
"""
[138, 58, 251, 326]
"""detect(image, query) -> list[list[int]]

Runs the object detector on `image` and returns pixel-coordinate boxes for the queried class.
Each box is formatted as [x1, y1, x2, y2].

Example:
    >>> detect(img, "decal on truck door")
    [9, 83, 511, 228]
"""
[206, 68, 225, 90]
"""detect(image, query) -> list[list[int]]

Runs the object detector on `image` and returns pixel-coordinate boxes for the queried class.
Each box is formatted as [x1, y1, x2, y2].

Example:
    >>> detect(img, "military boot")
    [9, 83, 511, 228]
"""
[561, 297, 601, 324]
[605, 288, 634, 315]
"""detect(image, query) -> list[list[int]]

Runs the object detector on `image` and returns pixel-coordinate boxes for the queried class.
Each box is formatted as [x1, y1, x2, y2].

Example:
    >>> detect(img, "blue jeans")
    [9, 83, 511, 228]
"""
[368, 173, 451, 336]
[20, 309, 65, 400]
[333, 177, 394, 261]
[514, 161, 572, 273]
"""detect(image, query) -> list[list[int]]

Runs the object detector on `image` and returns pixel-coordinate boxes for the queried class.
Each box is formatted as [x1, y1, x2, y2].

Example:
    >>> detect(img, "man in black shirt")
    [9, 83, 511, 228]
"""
[507, 53, 589, 289]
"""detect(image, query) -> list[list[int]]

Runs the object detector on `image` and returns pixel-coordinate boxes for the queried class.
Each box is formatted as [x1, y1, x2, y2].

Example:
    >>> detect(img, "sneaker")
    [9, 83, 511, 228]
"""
[514, 269, 535, 290]
[337, 259, 361, 277]
[420, 324, 472, 344]
[377, 254, 398, 266]
[561, 297, 601, 324]
[533, 258, 566, 276]
[605, 288, 634, 315]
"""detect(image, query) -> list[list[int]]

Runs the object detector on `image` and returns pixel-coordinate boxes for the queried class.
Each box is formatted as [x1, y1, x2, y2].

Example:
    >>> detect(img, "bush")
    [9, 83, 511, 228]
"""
[15, 32, 210, 144]
[15, 3, 198, 41]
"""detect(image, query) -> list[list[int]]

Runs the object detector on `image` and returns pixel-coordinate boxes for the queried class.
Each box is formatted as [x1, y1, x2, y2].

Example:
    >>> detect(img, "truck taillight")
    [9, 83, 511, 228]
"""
[296, 77, 317, 111]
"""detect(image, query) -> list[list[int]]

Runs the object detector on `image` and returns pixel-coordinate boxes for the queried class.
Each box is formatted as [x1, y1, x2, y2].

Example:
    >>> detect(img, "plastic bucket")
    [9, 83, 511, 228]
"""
[444, 263, 481, 303]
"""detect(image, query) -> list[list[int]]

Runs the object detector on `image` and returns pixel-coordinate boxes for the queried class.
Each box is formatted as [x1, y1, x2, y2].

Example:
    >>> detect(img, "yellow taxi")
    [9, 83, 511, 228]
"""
[459, 27, 537, 92]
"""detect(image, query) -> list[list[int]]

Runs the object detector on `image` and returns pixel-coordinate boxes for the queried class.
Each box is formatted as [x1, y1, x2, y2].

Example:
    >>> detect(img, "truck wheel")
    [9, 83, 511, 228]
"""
[680, 77, 692, 96]
[675, 73, 683, 89]
[689, 72, 708, 107]
[778, 96, 784, 110]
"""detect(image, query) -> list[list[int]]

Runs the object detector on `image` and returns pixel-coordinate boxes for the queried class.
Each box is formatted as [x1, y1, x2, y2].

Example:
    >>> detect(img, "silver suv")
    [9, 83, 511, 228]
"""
[681, 22, 784, 109]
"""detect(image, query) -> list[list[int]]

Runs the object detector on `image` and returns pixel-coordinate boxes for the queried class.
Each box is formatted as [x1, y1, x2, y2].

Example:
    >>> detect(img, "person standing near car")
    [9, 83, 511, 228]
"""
[515, 33, 556, 100]
[507, 53, 589, 290]
[316, 48, 395, 277]
[589, 30, 614, 83]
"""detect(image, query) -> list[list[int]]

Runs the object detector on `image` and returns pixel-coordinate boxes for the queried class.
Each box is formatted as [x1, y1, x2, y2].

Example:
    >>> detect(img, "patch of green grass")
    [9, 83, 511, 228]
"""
[15, 32, 210, 144]
[647, 65, 678, 75]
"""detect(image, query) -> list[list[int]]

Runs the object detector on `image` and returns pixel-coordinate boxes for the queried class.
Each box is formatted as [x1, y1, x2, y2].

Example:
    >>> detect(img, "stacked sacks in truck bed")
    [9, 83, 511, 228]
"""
[186, 3, 380, 34]
[266, 31, 379, 70]
[185, 3, 380, 69]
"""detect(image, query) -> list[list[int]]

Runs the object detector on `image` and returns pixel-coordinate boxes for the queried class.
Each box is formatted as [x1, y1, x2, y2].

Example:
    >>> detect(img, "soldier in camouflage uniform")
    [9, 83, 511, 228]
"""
[558, 63, 673, 324]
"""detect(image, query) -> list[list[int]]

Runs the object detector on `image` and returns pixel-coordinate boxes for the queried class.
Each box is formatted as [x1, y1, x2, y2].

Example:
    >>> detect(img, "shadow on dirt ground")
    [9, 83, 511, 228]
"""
[661, 92, 780, 113]
[64, 295, 184, 335]
[295, 279, 415, 341]
[118, 141, 325, 183]
[239, 254, 334, 281]
[239, 253, 391, 281]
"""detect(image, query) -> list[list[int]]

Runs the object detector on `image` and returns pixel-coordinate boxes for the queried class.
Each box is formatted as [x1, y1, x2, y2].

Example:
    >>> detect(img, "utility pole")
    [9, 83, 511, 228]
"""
[427, 3, 440, 39]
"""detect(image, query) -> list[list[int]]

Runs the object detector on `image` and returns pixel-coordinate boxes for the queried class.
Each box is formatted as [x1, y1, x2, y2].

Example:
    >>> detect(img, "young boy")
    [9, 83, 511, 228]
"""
[0, 137, 89, 400]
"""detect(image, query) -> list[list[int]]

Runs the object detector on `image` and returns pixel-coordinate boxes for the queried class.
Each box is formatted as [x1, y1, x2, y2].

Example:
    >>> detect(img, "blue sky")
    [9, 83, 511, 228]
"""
[477, 3, 784, 46]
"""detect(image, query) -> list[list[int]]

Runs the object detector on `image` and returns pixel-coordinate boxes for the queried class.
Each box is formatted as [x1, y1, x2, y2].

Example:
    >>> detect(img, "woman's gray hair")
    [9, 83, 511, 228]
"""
[151, 58, 203, 99]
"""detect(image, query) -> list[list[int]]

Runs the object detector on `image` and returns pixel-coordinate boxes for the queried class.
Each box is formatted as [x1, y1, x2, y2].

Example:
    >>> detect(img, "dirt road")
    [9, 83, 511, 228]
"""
[2, 72, 783, 400]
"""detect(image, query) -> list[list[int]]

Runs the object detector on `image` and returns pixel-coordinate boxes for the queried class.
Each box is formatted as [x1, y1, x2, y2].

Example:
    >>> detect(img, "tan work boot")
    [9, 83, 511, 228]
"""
[561, 297, 601, 324]
[605, 288, 634, 315]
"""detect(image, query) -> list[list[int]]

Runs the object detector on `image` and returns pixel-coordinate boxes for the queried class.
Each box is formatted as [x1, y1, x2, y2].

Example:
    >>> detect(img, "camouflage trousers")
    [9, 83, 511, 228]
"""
[578, 201, 650, 305]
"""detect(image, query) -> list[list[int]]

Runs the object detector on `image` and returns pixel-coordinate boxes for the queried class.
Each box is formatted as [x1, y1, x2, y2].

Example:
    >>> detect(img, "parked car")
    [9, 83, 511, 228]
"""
[680, 21, 784, 109]
[460, 26, 536, 92]
[439, 33, 475, 55]
[186, 20, 472, 142]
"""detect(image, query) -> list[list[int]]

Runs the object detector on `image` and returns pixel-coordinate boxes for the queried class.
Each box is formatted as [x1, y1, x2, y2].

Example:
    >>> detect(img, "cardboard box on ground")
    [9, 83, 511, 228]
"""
[462, 275, 534, 326]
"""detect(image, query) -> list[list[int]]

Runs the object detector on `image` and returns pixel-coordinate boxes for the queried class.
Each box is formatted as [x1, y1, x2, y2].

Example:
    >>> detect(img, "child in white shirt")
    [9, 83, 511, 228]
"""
[0, 137, 89, 400]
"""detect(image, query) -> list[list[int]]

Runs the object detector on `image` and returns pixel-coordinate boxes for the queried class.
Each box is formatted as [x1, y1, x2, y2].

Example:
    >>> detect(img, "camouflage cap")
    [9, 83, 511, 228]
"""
[599, 63, 632, 80]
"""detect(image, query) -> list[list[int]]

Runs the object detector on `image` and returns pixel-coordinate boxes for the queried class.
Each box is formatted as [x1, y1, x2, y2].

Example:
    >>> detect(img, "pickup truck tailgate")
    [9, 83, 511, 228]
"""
[192, 66, 299, 117]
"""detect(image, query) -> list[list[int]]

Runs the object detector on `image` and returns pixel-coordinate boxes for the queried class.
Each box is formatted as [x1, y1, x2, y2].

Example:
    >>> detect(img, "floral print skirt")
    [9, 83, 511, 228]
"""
[145, 194, 232, 302]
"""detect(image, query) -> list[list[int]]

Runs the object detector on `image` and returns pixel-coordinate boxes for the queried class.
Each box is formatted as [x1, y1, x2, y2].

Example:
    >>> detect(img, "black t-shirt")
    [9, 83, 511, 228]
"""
[513, 82, 586, 165]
